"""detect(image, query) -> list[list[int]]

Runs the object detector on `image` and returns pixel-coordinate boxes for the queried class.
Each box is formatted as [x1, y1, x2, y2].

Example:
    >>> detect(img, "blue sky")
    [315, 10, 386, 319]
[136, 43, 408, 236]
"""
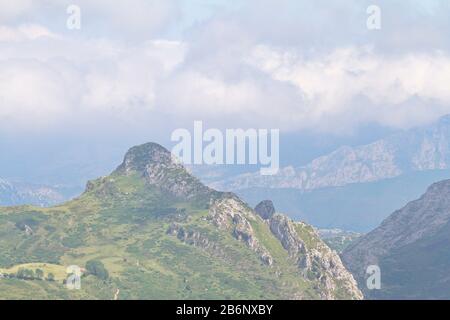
[0, 0, 449, 185]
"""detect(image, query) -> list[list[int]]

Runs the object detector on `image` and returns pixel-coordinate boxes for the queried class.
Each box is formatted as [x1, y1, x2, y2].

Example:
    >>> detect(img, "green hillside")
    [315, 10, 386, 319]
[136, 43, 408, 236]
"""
[0, 143, 361, 300]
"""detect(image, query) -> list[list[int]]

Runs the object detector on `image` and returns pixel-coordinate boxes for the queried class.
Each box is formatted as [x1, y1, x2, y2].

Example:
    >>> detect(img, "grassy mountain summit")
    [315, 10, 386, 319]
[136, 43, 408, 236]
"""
[0, 142, 361, 300]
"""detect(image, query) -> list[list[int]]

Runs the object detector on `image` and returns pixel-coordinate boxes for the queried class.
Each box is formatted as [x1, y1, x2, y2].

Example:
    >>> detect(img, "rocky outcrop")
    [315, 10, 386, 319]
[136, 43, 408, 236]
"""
[166, 223, 226, 258]
[208, 196, 362, 299]
[209, 196, 273, 266]
[269, 214, 308, 267]
[167, 223, 211, 248]
[269, 214, 363, 300]
[115, 143, 177, 174]
[254, 200, 275, 220]
[165, 191, 362, 299]
[114, 142, 213, 199]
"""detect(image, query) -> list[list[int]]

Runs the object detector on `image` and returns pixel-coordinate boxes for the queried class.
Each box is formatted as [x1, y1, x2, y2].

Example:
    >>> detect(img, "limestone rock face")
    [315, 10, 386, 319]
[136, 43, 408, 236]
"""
[269, 214, 363, 300]
[114, 142, 213, 199]
[115, 142, 177, 174]
[207, 195, 362, 299]
[209, 196, 274, 266]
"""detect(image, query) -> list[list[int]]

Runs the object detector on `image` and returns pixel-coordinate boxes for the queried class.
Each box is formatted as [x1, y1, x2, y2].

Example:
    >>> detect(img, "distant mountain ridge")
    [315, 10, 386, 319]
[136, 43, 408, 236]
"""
[235, 169, 450, 232]
[212, 115, 450, 191]
[0, 178, 67, 207]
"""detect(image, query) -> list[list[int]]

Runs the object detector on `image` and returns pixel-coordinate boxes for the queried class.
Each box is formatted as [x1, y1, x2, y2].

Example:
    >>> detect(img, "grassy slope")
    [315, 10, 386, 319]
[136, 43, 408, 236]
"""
[0, 172, 327, 300]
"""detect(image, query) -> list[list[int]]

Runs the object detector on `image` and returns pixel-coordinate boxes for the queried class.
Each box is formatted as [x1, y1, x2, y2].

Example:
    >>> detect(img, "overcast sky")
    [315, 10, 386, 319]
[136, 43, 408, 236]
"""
[0, 0, 449, 183]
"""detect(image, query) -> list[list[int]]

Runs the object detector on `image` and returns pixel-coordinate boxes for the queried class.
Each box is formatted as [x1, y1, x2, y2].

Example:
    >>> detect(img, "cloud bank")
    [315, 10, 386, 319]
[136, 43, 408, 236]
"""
[0, 0, 450, 135]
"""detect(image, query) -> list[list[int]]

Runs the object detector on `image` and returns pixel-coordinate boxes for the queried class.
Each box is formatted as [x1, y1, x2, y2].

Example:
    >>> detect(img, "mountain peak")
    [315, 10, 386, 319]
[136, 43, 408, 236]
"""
[109, 142, 213, 199]
[114, 142, 179, 175]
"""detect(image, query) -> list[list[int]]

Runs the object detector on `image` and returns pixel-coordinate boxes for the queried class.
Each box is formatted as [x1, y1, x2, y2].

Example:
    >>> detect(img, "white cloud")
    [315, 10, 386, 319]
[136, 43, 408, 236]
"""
[0, 25, 186, 132]
[2, 22, 450, 134]
[246, 45, 450, 130]
[0, 59, 70, 129]
[80, 40, 186, 112]
[1, 1, 450, 135]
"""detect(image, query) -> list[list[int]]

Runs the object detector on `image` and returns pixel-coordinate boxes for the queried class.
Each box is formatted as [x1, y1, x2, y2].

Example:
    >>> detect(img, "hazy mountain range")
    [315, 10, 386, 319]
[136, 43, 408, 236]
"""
[212, 115, 450, 191]
[203, 115, 450, 232]
[0, 179, 68, 207]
